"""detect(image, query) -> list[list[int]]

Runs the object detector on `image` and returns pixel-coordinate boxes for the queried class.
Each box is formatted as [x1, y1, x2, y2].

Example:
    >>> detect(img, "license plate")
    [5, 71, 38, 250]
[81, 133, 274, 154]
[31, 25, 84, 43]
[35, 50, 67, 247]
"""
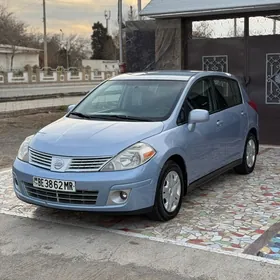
[33, 177, 76, 192]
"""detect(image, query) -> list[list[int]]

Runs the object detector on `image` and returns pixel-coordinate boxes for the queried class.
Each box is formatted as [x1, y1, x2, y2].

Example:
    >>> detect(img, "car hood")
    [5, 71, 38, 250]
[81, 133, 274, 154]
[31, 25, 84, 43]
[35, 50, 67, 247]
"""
[30, 117, 164, 157]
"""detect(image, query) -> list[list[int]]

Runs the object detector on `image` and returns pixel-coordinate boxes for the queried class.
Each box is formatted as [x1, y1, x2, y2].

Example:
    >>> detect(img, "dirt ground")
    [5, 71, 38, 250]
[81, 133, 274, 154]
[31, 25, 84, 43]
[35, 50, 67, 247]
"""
[0, 111, 64, 169]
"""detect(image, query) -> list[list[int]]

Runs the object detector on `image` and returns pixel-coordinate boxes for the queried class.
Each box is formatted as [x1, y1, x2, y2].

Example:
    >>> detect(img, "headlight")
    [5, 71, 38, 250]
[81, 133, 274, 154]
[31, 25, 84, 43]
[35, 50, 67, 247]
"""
[17, 135, 34, 162]
[101, 143, 156, 171]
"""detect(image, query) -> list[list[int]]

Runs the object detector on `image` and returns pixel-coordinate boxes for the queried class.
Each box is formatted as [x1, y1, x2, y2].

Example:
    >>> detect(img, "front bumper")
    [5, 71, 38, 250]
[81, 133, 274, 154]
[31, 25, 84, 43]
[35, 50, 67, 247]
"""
[12, 158, 159, 213]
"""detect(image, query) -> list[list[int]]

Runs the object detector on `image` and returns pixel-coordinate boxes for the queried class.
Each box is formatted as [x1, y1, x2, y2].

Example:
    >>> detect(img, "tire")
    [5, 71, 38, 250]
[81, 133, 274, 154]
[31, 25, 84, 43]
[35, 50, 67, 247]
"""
[148, 161, 184, 222]
[234, 133, 257, 175]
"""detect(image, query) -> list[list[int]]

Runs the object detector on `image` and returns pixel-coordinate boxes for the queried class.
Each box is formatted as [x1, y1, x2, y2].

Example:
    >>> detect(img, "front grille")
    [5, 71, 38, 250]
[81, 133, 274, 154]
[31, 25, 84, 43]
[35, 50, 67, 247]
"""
[68, 157, 111, 172]
[28, 148, 112, 172]
[29, 149, 52, 170]
[25, 184, 99, 205]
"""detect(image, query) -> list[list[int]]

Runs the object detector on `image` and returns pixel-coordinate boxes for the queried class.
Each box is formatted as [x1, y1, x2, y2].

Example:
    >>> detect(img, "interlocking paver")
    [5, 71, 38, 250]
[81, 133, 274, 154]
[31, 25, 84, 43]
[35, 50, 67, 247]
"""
[1, 147, 280, 253]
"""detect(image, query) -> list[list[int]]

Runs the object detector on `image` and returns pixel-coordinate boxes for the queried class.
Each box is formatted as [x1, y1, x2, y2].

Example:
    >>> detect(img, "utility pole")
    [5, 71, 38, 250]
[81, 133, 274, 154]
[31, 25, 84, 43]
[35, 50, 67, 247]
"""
[43, 0, 48, 68]
[104, 10, 111, 34]
[118, 0, 123, 63]
[129, 6, 133, 21]
[60, 29, 64, 43]
[137, 0, 142, 20]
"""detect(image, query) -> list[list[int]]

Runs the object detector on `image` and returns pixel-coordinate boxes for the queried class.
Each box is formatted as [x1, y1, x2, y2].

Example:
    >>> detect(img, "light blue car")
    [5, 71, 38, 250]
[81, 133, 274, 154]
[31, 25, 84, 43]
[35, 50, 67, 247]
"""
[13, 71, 259, 221]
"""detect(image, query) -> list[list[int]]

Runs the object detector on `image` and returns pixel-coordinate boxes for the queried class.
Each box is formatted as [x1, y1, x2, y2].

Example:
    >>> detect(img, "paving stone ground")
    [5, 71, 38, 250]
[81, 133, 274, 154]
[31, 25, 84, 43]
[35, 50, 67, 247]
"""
[258, 231, 280, 260]
[1, 146, 280, 254]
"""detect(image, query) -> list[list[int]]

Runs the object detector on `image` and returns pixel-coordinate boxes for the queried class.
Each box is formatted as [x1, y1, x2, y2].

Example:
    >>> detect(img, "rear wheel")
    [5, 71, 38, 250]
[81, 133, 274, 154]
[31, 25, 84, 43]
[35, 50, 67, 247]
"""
[234, 133, 257, 175]
[148, 161, 184, 222]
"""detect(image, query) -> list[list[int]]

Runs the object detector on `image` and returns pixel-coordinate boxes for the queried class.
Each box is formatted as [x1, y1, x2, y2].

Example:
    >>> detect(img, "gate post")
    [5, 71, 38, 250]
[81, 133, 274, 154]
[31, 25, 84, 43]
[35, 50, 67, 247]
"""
[244, 16, 250, 87]
[182, 18, 192, 70]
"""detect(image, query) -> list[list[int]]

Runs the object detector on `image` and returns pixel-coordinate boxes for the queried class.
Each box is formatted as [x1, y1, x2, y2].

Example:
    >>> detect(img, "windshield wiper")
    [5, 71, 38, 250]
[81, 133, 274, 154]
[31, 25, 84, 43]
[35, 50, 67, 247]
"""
[92, 114, 153, 122]
[70, 112, 153, 122]
[69, 112, 92, 119]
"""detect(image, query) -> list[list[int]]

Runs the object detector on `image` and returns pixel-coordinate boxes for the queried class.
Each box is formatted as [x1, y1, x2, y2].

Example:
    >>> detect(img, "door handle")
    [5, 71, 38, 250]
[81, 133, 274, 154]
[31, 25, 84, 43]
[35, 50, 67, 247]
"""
[216, 120, 223, 126]
[241, 111, 245, 116]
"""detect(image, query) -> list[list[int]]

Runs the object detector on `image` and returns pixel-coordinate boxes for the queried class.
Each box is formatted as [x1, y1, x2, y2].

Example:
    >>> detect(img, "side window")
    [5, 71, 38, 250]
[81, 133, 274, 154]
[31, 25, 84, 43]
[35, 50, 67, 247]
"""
[187, 79, 214, 113]
[213, 78, 242, 110]
[177, 100, 192, 125]
[230, 80, 243, 105]
[178, 79, 213, 125]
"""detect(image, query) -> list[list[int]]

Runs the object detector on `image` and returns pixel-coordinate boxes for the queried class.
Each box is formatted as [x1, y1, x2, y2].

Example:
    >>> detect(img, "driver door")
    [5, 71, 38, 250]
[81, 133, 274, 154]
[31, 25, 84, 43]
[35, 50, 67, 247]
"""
[182, 78, 222, 183]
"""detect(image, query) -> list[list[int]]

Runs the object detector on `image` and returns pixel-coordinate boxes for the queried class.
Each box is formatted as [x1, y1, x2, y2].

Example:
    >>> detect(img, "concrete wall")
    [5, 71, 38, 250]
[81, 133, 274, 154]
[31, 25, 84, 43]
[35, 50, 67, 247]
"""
[0, 65, 119, 85]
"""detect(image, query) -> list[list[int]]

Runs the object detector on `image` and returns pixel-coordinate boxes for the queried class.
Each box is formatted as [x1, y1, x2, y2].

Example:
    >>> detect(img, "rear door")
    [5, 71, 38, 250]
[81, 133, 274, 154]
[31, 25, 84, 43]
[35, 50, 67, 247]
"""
[211, 77, 247, 165]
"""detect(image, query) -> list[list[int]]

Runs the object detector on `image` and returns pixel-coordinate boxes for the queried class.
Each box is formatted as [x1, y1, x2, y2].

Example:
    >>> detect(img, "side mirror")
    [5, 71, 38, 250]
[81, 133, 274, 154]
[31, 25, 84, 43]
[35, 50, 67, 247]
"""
[188, 109, 209, 124]
[188, 109, 209, 132]
[67, 104, 76, 113]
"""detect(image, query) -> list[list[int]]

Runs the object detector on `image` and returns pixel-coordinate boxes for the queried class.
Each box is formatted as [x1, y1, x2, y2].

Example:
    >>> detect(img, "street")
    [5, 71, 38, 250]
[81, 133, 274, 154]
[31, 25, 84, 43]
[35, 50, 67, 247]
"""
[0, 83, 98, 99]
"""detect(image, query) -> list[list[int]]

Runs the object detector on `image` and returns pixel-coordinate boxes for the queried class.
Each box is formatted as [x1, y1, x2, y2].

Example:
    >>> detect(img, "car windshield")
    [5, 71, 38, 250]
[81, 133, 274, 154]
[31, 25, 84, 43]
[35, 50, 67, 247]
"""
[69, 80, 187, 122]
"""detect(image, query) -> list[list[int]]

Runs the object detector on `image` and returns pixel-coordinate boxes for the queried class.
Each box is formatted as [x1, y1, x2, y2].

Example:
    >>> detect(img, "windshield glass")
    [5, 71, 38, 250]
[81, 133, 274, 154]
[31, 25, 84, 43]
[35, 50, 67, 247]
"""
[69, 80, 187, 121]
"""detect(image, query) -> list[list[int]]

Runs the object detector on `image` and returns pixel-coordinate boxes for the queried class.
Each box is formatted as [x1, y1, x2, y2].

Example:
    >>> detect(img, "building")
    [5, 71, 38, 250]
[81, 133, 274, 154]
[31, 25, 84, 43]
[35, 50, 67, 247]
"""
[0, 44, 41, 71]
[82, 59, 119, 72]
[140, 0, 280, 145]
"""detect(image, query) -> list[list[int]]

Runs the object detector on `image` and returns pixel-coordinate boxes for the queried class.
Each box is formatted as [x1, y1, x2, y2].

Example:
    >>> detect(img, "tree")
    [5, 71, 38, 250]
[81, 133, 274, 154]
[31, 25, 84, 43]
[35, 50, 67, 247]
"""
[0, 5, 30, 70]
[91, 21, 118, 60]
[91, 22, 108, 59]
[193, 21, 214, 38]
[0, 5, 45, 69]
[68, 36, 92, 67]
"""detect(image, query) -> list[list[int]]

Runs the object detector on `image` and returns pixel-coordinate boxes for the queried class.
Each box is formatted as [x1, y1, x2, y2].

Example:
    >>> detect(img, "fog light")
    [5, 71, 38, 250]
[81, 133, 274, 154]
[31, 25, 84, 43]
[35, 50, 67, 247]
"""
[120, 191, 128, 200]
[107, 189, 131, 205]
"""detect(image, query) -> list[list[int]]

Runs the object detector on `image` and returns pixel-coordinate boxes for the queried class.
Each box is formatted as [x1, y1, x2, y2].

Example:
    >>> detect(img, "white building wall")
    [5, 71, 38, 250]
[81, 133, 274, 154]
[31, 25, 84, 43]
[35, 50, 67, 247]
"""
[0, 53, 9, 70]
[82, 59, 119, 72]
[13, 53, 39, 69]
[0, 52, 39, 71]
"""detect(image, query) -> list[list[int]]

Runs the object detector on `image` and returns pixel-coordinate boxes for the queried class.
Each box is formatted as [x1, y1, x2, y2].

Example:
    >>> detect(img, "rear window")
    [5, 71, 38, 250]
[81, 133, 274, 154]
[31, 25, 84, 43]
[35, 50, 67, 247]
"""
[213, 78, 243, 110]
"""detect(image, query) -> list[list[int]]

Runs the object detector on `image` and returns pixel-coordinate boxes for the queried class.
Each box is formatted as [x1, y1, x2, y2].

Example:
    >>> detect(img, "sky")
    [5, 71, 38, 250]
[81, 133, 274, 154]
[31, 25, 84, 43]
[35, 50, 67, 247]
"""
[0, 0, 151, 37]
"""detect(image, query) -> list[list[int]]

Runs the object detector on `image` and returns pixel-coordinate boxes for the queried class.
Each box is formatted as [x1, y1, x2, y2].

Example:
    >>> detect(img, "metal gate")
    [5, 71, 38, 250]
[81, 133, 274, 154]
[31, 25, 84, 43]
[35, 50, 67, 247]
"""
[186, 35, 280, 145]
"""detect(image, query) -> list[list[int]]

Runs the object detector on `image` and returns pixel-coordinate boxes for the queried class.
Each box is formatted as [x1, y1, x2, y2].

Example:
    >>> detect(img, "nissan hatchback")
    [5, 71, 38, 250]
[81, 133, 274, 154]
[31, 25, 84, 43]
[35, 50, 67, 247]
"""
[13, 71, 259, 221]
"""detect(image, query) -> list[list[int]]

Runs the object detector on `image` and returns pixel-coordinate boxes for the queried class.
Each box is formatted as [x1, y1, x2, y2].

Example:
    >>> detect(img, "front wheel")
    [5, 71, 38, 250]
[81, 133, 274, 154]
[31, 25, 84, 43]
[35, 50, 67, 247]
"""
[234, 133, 257, 175]
[148, 161, 184, 222]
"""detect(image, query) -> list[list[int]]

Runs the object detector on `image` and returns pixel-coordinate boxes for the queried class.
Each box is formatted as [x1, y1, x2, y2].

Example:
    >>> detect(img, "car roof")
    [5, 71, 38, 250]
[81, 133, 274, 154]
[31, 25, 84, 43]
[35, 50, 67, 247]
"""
[110, 71, 235, 82]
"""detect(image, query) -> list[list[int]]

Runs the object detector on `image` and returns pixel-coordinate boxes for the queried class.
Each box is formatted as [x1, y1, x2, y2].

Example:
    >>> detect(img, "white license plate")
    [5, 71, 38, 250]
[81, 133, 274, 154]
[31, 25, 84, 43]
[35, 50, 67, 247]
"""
[33, 177, 76, 192]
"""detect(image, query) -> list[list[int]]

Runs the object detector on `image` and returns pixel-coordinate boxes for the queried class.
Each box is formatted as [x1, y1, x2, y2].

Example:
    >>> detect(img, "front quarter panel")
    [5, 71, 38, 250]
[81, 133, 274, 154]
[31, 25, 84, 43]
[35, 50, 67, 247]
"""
[144, 126, 189, 180]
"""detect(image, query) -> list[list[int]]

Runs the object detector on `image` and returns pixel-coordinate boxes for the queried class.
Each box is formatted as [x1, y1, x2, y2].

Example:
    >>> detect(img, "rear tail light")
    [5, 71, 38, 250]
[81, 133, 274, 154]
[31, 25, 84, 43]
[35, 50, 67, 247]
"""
[248, 100, 258, 112]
